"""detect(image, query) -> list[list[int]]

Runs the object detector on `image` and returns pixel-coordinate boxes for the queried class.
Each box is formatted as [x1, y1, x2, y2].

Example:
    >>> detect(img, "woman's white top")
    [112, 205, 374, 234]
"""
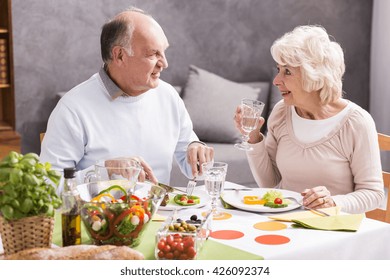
[291, 102, 352, 143]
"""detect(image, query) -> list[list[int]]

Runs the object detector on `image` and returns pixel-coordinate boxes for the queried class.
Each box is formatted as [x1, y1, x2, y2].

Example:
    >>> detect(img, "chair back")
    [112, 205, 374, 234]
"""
[366, 133, 390, 223]
[40, 133, 45, 143]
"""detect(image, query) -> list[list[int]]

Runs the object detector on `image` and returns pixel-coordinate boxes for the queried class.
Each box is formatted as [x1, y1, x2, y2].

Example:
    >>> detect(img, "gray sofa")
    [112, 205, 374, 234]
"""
[169, 65, 281, 188]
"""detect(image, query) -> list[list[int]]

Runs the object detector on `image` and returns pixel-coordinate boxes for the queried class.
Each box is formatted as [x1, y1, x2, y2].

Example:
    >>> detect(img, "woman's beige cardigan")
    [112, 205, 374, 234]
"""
[247, 100, 384, 214]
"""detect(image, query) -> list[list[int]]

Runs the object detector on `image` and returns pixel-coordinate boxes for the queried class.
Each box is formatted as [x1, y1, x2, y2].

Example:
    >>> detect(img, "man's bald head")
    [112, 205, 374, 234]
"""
[100, 7, 159, 63]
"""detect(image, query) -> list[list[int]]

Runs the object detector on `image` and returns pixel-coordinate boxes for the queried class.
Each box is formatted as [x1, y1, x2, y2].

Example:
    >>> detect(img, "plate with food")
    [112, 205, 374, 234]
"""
[221, 188, 302, 213]
[159, 189, 211, 211]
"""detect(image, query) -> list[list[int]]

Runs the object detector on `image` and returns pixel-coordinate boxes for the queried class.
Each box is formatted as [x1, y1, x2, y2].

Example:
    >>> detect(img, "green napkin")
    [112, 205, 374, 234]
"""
[291, 213, 364, 232]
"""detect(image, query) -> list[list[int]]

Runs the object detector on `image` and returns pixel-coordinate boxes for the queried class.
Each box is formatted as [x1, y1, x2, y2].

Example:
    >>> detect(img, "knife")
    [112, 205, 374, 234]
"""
[146, 180, 187, 194]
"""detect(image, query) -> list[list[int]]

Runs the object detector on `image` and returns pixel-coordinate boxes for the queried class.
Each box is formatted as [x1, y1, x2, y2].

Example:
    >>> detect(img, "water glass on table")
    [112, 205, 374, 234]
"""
[202, 162, 228, 218]
[234, 98, 265, 151]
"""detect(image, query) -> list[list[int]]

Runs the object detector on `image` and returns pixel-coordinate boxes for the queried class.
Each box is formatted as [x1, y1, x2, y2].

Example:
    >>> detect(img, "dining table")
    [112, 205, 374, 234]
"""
[1, 181, 390, 260]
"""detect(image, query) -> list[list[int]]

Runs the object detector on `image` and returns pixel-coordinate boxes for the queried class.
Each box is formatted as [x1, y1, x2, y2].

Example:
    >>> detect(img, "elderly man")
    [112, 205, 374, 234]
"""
[40, 7, 214, 185]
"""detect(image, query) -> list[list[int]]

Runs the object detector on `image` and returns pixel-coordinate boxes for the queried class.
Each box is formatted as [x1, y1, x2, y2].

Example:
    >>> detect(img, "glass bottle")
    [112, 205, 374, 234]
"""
[61, 167, 81, 246]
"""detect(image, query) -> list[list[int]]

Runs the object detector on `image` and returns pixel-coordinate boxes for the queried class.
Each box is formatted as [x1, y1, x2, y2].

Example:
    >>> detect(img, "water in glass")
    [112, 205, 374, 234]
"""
[202, 162, 228, 218]
[234, 98, 265, 151]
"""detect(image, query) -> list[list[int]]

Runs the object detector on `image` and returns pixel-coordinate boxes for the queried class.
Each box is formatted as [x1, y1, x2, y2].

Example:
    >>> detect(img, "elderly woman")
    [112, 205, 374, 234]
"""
[235, 25, 384, 214]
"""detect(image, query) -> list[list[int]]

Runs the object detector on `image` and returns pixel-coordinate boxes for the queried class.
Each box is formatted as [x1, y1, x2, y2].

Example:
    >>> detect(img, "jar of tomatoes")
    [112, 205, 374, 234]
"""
[155, 210, 212, 260]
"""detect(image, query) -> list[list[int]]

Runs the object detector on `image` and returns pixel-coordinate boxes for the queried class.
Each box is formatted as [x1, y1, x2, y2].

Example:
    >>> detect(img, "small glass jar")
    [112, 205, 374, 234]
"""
[155, 210, 212, 260]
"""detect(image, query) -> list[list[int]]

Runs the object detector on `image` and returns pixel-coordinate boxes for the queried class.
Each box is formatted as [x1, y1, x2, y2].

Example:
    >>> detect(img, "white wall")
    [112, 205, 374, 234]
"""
[370, 0, 390, 169]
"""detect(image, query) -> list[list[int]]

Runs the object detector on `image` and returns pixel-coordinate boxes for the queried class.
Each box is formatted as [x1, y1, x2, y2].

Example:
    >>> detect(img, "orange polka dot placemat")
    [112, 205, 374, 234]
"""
[202, 211, 232, 220]
[210, 230, 245, 240]
[207, 212, 294, 258]
[253, 221, 288, 231]
[255, 234, 291, 245]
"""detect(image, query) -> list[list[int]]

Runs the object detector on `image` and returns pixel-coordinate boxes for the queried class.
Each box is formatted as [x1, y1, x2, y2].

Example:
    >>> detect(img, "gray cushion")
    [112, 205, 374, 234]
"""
[242, 81, 270, 118]
[261, 67, 283, 133]
[181, 65, 263, 143]
[173, 86, 182, 94]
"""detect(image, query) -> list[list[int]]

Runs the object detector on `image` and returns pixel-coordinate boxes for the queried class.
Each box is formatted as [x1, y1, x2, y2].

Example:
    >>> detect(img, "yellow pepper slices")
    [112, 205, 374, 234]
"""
[243, 196, 266, 205]
[91, 193, 115, 203]
[131, 205, 145, 219]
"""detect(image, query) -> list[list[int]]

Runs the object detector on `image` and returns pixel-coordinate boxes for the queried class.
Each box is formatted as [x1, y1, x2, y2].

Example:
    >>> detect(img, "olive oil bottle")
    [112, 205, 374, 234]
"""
[61, 167, 81, 246]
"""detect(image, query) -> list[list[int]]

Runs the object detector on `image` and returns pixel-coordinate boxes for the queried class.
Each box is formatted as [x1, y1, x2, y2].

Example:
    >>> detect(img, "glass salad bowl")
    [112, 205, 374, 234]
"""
[77, 181, 166, 247]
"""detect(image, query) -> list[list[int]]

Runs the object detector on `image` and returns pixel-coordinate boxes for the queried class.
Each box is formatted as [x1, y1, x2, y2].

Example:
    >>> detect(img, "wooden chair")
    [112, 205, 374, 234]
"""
[40, 133, 45, 143]
[366, 133, 390, 223]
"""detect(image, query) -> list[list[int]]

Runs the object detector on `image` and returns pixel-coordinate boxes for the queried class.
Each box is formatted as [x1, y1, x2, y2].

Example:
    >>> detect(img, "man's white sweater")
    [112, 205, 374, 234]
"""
[40, 69, 198, 186]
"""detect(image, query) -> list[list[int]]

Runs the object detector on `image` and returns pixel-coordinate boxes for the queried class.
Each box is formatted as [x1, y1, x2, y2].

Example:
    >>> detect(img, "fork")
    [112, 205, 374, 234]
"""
[223, 188, 252, 191]
[186, 177, 197, 196]
[284, 196, 330, 217]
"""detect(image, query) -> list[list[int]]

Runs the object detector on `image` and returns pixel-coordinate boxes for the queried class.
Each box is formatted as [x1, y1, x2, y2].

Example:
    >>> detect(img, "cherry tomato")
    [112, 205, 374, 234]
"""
[162, 244, 171, 253]
[157, 251, 165, 258]
[180, 196, 188, 201]
[183, 237, 195, 248]
[171, 241, 178, 249]
[165, 252, 174, 259]
[274, 198, 283, 204]
[173, 250, 181, 258]
[186, 246, 196, 258]
[179, 253, 189, 260]
[175, 242, 184, 252]
[166, 235, 174, 245]
[157, 241, 166, 251]
[173, 237, 182, 243]
[187, 199, 194, 204]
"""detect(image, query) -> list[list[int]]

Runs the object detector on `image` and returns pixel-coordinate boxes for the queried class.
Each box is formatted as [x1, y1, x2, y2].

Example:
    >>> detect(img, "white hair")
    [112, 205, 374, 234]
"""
[271, 25, 345, 104]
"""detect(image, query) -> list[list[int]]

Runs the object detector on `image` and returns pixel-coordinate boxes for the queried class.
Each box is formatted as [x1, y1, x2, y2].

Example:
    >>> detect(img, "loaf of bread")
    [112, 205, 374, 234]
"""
[5, 245, 145, 260]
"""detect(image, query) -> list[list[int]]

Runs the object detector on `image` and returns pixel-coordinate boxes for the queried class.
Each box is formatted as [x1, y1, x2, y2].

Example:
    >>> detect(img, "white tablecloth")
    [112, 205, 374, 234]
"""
[171, 182, 390, 260]
[208, 207, 390, 259]
[2, 181, 390, 260]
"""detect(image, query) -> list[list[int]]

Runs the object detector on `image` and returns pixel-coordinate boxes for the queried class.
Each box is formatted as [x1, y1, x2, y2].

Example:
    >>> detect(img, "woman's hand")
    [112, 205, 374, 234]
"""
[301, 186, 336, 209]
[233, 105, 265, 143]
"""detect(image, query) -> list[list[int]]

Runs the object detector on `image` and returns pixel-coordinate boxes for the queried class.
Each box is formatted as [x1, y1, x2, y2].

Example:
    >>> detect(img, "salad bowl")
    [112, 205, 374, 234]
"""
[77, 181, 166, 247]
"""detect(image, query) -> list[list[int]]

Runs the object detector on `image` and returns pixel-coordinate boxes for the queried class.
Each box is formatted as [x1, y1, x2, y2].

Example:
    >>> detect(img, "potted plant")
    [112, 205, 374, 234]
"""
[0, 151, 62, 255]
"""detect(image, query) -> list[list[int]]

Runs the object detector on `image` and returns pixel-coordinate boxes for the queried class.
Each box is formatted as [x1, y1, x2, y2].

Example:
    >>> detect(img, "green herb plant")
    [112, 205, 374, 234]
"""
[0, 151, 62, 221]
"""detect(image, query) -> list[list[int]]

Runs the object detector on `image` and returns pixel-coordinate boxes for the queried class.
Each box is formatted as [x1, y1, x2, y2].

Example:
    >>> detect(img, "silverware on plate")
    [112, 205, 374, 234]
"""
[186, 177, 197, 196]
[223, 188, 253, 191]
[145, 180, 187, 194]
[284, 196, 330, 217]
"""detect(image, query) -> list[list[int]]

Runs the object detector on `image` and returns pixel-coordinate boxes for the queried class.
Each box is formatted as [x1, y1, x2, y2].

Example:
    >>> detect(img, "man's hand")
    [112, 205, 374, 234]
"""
[104, 157, 158, 184]
[187, 142, 214, 177]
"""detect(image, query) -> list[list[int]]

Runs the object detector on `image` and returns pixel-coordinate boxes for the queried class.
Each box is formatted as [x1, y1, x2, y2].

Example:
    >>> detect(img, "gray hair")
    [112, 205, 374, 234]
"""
[100, 7, 152, 64]
[271, 25, 345, 104]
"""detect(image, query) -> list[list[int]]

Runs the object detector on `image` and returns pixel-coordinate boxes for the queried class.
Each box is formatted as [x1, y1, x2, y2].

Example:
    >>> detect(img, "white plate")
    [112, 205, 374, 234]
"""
[159, 189, 211, 211]
[221, 188, 302, 213]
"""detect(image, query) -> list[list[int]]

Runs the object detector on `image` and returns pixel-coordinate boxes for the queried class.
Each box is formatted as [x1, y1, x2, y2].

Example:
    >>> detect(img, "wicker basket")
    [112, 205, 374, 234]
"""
[0, 215, 54, 256]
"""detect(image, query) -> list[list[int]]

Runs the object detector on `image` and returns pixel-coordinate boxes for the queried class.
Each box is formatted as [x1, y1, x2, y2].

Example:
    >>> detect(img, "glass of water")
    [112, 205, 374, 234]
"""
[202, 162, 228, 218]
[234, 98, 265, 151]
